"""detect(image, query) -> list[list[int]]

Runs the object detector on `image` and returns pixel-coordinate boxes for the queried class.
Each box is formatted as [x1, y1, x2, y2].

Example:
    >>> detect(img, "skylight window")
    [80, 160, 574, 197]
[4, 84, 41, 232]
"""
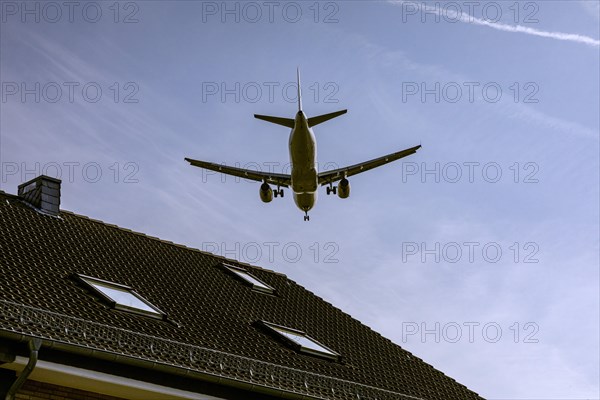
[260, 321, 340, 360]
[76, 274, 164, 319]
[222, 263, 274, 294]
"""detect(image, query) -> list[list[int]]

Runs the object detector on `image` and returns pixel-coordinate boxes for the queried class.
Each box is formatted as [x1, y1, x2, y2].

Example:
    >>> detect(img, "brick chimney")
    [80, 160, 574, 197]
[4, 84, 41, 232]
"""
[18, 175, 62, 216]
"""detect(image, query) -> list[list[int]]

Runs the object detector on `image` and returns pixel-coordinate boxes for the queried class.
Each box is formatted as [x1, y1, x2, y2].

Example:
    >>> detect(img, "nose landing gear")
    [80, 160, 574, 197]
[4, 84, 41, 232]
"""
[304, 212, 310, 221]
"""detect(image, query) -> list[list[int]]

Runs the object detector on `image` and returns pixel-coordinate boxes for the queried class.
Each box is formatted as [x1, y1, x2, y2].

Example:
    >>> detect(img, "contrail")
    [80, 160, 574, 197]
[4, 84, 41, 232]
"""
[390, 1, 600, 47]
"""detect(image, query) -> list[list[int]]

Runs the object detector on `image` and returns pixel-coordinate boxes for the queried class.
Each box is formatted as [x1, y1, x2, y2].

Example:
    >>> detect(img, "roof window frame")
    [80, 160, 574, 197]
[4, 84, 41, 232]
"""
[75, 274, 165, 320]
[259, 320, 340, 361]
[221, 263, 275, 294]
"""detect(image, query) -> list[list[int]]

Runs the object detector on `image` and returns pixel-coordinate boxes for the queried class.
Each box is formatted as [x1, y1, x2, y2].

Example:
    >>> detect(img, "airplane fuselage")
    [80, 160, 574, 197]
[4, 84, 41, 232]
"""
[289, 111, 318, 212]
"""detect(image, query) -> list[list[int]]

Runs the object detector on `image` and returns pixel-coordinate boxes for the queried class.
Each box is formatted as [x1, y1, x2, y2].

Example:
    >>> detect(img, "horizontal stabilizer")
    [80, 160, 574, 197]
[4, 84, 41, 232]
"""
[308, 109, 347, 127]
[254, 114, 295, 128]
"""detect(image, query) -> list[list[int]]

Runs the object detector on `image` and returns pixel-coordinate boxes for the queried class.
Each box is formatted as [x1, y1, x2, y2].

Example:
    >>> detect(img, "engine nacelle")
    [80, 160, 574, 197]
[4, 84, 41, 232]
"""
[337, 178, 350, 199]
[259, 183, 273, 203]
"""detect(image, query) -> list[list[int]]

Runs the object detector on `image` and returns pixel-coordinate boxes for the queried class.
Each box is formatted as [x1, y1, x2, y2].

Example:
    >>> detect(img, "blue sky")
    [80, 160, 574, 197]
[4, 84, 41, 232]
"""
[1, 1, 599, 398]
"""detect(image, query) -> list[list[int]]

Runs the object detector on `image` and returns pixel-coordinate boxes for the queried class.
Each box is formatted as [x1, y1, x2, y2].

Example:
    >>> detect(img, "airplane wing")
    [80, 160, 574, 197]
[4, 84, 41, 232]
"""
[185, 158, 292, 188]
[318, 145, 422, 186]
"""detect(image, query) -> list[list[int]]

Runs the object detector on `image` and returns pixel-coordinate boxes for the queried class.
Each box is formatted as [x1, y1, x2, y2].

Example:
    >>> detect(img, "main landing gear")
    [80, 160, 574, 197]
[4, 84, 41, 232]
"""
[273, 188, 284, 198]
[326, 184, 337, 195]
[304, 212, 310, 222]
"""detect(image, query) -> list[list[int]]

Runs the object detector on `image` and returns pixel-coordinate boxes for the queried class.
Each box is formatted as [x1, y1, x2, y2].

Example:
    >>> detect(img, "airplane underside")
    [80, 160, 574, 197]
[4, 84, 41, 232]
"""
[185, 69, 421, 221]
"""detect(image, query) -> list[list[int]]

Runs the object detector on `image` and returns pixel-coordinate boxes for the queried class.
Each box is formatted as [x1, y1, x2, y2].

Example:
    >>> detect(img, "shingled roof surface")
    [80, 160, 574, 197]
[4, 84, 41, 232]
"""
[0, 190, 483, 400]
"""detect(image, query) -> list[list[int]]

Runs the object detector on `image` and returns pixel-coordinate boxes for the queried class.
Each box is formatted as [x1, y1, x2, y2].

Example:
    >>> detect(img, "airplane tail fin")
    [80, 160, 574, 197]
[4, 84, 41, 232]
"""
[253, 68, 303, 128]
[297, 67, 302, 112]
[308, 109, 348, 127]
[254, 114, 295, 128]
[255, 69, 346, 129]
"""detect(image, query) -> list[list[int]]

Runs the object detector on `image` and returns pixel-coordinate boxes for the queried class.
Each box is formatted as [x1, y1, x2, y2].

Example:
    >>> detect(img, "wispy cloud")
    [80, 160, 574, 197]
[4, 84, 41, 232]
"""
[389, 1, 600, 47]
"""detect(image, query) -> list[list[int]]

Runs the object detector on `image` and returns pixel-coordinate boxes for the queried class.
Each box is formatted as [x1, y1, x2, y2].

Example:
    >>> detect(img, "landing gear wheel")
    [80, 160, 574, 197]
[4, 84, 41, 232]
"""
[326, 186, 332, 195]
[304, 213, 310, 221]
[279, 189, 284, 198]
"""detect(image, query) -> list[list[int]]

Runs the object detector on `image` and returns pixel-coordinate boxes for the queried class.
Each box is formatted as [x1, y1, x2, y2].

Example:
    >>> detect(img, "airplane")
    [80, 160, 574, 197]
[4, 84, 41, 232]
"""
[185, 69, 421, 221]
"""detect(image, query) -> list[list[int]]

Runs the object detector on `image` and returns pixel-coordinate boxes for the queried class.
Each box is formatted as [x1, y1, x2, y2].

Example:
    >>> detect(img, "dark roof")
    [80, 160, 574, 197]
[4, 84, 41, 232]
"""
[0, 190, 483, 400]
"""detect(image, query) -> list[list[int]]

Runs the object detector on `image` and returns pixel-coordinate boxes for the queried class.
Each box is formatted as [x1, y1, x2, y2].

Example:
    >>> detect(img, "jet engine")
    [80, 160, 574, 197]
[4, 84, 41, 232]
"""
[259, 183, 273, 203]
[337, 178, 350, 199]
